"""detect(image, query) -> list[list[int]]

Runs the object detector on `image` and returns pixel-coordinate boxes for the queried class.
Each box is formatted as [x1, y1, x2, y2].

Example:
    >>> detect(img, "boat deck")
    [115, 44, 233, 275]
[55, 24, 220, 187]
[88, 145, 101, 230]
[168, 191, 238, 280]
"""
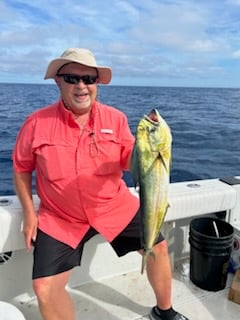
[11, 262, 239, 320]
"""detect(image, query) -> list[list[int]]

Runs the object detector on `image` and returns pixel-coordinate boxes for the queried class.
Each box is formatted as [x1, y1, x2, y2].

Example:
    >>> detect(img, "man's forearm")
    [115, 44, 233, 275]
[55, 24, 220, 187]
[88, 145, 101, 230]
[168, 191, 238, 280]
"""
[13, 171, 36, 217]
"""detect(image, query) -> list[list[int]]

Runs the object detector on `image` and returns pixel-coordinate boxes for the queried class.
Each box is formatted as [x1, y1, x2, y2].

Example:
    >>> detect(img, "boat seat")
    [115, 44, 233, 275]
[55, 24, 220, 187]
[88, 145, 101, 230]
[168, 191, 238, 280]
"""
[0, 301, 25, 319]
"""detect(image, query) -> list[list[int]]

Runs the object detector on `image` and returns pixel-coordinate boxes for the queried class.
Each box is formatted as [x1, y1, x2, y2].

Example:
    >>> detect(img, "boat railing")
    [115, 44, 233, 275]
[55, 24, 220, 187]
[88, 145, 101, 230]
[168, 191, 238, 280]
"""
[0, 177, 240, 297]
[1, 177, 239, 254]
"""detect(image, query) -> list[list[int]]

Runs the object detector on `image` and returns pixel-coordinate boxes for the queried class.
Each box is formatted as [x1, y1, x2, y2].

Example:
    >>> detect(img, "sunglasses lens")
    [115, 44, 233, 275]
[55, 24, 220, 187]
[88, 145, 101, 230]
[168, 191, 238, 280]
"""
[82, 75, 98, 85]
[64, 75, 79, 84]
[58, 74, 97, 85]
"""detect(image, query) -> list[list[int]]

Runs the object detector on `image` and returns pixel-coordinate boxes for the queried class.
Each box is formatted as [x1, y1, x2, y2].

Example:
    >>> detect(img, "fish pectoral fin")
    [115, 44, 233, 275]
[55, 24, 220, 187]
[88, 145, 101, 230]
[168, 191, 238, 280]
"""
[158, 152, 168, 171]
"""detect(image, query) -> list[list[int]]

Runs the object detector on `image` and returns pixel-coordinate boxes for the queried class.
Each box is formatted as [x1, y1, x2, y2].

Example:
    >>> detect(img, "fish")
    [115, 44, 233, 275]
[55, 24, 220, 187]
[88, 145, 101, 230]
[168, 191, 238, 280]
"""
[130, 109, 172, 273]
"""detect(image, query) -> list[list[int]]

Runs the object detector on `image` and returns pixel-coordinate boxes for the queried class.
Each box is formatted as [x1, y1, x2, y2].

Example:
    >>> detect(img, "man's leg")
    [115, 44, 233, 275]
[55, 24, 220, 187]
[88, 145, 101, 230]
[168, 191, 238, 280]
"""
[144, 240, 189, 320]
[146, 240, 172, 309]
[33, 270, 74, 320]
[110, 211, 188, 319]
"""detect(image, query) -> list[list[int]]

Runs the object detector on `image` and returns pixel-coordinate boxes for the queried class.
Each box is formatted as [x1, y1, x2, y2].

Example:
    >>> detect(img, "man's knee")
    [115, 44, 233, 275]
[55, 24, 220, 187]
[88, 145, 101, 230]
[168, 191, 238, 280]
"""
[32, 277, 58, 305]
[33, 278, 48, 301]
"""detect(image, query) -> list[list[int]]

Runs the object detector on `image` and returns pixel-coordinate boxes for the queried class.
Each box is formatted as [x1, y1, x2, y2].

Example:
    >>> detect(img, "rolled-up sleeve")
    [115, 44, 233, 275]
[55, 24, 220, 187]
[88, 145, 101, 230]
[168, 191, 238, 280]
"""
[12, 116, 36, 173]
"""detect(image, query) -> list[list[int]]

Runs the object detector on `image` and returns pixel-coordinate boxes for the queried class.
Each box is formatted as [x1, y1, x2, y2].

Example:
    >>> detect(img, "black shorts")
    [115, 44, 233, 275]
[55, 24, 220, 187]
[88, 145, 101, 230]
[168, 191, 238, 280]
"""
[32, 210, 165, 279]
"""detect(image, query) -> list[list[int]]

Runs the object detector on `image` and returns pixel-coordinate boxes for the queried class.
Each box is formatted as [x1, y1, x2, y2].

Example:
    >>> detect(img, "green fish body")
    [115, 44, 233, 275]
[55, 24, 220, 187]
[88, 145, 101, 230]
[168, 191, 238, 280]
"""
[131, 109, 172, 273]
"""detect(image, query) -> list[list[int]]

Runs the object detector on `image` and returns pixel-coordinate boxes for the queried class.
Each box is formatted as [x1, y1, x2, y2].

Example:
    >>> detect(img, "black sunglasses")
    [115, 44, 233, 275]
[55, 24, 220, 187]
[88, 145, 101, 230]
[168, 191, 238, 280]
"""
[57, 74, 98, 85]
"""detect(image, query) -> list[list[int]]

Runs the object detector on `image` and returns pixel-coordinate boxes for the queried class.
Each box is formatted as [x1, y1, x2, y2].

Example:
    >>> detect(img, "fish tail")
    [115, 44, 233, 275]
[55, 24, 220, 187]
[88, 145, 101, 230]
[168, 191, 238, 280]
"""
[141, 248, 156, 274]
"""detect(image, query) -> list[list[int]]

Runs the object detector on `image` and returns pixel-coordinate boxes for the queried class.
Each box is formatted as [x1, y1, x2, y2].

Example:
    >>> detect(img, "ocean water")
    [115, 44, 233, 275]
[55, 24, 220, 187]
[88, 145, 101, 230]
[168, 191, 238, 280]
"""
[0, 83, 240, 196]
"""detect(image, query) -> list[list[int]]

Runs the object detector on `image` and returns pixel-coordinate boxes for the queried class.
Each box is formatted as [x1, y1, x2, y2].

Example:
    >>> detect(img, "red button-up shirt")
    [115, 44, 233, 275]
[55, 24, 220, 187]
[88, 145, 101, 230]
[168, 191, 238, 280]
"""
[13, 100, 139, 248]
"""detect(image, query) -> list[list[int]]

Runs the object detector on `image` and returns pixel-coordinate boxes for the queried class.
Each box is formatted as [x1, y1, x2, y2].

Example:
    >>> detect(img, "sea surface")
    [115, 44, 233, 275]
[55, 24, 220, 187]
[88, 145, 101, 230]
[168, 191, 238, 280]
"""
[0, 83, 240, 196]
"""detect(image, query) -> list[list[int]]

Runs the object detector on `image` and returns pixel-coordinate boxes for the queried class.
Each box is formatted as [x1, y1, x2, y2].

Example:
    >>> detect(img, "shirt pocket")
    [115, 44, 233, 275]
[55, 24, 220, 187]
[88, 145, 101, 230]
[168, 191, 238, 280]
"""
[93, 134, 121, 175]
[35, 142, 75, 181]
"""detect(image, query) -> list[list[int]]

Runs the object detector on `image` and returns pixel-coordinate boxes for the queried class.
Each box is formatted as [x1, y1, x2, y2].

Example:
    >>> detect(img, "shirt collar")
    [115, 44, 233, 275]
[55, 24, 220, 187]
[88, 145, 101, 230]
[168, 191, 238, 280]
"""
[58, 99, 98, 130]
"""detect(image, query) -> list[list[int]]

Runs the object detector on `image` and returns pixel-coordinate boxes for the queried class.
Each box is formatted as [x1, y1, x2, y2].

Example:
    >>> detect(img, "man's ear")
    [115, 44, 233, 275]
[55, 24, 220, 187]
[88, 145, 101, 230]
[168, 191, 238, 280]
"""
[54, 76, 61, 89]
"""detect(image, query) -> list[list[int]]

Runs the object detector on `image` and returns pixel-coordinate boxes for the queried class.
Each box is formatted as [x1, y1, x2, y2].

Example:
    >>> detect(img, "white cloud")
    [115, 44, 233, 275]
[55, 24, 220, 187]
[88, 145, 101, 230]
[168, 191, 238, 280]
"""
[188, 39, 230, 53]
[0, 0, 240, 86]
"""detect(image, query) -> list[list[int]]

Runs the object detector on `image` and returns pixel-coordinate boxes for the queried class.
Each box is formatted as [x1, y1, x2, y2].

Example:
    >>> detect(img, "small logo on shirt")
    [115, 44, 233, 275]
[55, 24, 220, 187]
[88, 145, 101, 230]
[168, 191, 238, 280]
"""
[101, 129, 113, 134]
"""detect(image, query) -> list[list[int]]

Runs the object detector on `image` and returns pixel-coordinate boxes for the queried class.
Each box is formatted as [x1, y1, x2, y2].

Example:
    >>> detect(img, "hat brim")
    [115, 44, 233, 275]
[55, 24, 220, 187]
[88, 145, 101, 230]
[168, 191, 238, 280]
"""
[44, 58, 112, 84]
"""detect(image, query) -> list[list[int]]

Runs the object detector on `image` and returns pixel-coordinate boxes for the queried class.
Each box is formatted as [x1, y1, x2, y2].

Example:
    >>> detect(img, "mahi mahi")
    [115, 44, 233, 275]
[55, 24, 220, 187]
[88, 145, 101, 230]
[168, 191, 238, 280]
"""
[131, 109, 172, 273]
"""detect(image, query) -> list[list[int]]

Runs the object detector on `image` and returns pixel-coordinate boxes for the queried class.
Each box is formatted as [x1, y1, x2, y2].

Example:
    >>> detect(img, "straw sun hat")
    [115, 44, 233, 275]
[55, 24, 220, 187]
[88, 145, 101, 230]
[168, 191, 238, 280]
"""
[44, 48, 112, 84]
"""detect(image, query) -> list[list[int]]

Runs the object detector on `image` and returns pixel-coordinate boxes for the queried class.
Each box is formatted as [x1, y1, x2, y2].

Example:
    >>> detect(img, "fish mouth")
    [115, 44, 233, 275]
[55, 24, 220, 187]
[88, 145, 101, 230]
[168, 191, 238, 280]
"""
[145, 109, 159, 124]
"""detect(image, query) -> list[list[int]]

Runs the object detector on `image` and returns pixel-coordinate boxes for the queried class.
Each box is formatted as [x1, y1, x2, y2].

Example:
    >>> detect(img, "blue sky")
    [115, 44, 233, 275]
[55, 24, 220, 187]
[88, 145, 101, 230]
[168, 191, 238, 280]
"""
[1, 0, 240, 87]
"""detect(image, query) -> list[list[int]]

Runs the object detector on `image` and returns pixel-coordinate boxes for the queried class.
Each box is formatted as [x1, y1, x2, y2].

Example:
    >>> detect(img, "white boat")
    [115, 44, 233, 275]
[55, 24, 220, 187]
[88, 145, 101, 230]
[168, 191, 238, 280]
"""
[0, 177, 240, 319]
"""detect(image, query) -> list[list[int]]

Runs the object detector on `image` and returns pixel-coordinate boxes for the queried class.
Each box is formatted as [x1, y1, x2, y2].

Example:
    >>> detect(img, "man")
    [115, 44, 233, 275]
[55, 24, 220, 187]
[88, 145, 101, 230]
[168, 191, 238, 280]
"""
[12, 48, 189, 320]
